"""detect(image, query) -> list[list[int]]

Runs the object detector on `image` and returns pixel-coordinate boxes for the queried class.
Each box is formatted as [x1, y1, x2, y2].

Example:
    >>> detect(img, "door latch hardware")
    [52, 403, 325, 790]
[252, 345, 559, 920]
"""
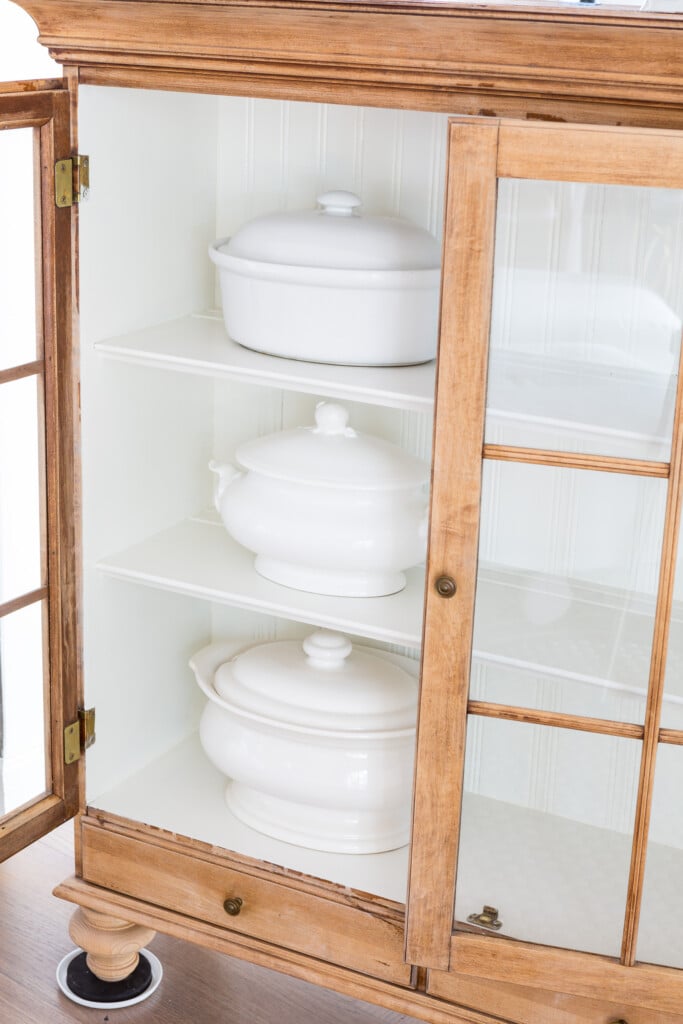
[63, 707, 96, 764]
[467, 905, 503, 930]
[55, 155, 90, 208]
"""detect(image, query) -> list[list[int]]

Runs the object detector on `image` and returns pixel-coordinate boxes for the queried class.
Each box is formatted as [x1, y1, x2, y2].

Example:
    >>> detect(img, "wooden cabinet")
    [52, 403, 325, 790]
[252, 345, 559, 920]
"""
[5, 3, 683, 1022]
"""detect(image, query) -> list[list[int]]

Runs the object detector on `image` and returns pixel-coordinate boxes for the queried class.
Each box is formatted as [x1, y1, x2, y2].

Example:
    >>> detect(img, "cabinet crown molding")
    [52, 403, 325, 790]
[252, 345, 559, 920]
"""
[13, 0, 683, 127]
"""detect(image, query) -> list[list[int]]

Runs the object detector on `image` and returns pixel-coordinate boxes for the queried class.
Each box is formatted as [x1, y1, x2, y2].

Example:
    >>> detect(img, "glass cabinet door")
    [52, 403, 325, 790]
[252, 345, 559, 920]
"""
[406, 118, 683, 1011]
[0, 81, 80, 860]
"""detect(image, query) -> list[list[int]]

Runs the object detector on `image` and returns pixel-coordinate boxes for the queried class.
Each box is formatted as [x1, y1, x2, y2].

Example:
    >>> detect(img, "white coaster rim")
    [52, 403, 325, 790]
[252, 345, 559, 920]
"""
[56, 947, 162, 1009]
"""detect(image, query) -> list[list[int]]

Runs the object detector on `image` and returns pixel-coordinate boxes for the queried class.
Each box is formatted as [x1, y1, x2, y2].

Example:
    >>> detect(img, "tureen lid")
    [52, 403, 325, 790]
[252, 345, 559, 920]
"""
[221, 190, 440, 272]
[235, 401, 428, 491]
[213, 630, 418, 733]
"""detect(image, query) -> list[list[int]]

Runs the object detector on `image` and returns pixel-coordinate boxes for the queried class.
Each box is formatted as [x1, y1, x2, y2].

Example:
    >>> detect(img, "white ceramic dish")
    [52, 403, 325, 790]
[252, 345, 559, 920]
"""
[191, 632, 418, 854]
[210, 401, 429, 597]
[209, 190, 440, 366]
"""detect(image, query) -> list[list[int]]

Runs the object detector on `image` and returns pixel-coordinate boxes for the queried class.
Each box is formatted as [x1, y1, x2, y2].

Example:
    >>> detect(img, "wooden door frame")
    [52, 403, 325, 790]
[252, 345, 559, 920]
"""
[0, 80, 81, 860]
[406, 117, 683, 1015]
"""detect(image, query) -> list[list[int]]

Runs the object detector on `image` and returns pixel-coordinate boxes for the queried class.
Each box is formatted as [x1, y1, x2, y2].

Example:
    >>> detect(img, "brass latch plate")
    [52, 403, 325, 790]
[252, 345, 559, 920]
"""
[467, 905, 503, 930]
[63, 707, 96, 764]
[55, 155, 90, 208]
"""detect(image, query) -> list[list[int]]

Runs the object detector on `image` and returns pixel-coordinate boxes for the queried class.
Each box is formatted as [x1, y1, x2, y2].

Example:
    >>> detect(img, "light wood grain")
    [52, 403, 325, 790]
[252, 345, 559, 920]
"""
[0, 83, 80, 862]
[498, 119, 683, 188]
[405, 118, 499, 971]
[0, 359, 44, 385]
[483, 444, 670, 479]
[15, 0, 683, 127]
[79, 820, 413, 987]
[467, 702, 645, 741]
[448, 931, 683, 1016]
[0, 824, 428, 1024]
[620, 346, 683, 965]
[0, 586, 48, 619]
[428, 968, 683, 1024]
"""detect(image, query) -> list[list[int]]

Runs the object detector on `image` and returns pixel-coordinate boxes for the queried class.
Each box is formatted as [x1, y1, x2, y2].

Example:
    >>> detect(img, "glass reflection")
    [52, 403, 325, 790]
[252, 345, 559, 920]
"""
[0, 126, 37, 373]
[0, 601, 47, 817]
[454, 718, 640, 957]
[637, 744, 683, 969]
[486, 179, 683, 460]
[0, 375, 44, 603]
[471, 461, 667, 723]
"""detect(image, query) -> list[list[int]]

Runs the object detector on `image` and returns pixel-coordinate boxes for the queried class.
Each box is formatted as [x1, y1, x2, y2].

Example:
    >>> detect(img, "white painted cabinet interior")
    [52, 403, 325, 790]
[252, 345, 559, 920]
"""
[77, 86, 683, 959]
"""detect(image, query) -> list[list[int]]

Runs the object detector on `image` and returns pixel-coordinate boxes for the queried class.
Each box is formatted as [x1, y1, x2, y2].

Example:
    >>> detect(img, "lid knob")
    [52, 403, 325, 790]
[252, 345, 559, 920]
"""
[313, 401, 354, 436]
[303, 631, 353, 669]
[317, 190, 362, 217]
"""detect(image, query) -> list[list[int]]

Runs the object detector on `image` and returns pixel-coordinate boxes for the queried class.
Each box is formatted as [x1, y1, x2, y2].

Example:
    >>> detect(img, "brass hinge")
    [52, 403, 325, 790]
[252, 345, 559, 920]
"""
[55, 155, 90, 208]
[64, 707, 96, 765]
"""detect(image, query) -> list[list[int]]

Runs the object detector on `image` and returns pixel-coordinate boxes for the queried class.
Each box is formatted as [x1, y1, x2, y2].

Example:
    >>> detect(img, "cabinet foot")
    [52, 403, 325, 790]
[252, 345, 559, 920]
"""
[57, 908, 162, 1007]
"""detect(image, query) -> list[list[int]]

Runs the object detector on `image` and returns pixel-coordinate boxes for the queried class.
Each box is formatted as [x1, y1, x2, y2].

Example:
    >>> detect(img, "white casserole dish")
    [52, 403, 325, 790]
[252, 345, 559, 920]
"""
[210, 401, 429, 597]
[209, 190, 440, 366]
[191, 631, 418, 853]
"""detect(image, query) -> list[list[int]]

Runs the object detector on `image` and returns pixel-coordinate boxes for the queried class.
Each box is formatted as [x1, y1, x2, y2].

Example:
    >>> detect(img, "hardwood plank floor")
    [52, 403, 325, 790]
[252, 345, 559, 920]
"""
[0, 824, 424, 1024]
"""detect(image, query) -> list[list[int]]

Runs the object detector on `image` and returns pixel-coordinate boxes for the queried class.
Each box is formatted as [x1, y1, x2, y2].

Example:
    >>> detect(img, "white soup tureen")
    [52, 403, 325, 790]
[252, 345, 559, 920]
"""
[210, 401, 429, 597]
[191, 630, 418, 854]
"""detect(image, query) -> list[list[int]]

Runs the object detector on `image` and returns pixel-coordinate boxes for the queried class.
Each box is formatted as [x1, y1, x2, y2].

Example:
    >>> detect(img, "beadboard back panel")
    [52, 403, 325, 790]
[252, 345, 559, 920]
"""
[77, 88, 683, 871]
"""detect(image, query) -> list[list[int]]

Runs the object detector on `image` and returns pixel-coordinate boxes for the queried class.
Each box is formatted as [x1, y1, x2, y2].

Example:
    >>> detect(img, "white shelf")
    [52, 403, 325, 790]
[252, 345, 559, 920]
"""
[95, 314, 677, 458]
[94, 313, 437, 414]
[487, 351, 675, 460]
[96, 515, 425, 648]
[90, 731, 683, 965]
[90, 733, 410, 904]
[473, 567, 683, 721]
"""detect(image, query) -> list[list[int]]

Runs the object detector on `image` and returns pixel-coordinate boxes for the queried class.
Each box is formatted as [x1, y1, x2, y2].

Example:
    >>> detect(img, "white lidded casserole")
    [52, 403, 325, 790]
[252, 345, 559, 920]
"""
[191, 630, 418, 853]
[209, 190, 440, 366]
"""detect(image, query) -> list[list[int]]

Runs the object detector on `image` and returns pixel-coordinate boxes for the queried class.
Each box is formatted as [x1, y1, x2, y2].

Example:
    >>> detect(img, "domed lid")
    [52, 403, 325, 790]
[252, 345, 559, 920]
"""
[213, 630, 418, 734]
[235, 401, 428, 491]
[221, 190, 440, 272]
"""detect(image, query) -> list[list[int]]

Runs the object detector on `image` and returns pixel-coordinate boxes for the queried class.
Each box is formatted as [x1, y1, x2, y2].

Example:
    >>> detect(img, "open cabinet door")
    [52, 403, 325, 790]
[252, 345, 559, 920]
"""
[407, 115, 683, 1016]
[0, 79, 81, 861]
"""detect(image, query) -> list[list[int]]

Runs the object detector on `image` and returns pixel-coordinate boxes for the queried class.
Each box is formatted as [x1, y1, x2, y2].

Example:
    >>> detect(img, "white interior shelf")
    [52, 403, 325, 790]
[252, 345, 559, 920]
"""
[90, 732, 410, 905]
[486, 352, 675, 460]
[94, 312, 676, 456]
[96, 514, 425, 648]
[455, 791, 683, 966]
[90, 730, 683, 967]
[94, 312, 437, 413]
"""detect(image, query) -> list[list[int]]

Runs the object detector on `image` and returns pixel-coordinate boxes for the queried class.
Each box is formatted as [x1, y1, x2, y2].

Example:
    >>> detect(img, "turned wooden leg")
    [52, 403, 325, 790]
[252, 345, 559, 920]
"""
[68, 907, 156, 983]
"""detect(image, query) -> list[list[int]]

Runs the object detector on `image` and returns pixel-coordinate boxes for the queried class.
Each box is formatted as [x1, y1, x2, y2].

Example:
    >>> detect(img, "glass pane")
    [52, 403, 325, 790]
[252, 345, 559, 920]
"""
[637, 743, 683, 968]
[0, 126, 37, 372]
[0, 374, 44, 603]
[0, 601, 48, 817]
[454, 718, 640, 957]
[485, 179, 683, 461]
[659, 546, 683, 729]
[471, 461, 667, 723]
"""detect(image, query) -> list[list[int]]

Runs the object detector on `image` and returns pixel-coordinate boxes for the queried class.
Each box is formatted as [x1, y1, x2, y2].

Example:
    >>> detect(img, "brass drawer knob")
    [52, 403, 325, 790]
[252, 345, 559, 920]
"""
[223, 897, 243, 916]
[435, 575, 457, 598]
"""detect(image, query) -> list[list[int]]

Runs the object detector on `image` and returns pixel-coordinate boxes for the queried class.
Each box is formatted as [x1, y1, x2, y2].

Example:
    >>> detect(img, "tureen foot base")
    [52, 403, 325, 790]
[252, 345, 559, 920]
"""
[226, 781, 410, 854]
[254, 557, 406, 598]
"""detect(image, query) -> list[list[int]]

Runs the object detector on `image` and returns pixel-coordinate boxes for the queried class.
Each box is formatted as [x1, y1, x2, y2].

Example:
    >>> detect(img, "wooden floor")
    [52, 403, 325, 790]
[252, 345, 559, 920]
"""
[0, 823, 423, 1024]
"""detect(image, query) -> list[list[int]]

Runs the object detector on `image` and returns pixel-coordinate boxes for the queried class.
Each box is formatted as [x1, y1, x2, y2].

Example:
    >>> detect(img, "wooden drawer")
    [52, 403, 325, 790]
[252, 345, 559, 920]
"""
[80, 819, 412, 988]
[427, 970, 683, 1024]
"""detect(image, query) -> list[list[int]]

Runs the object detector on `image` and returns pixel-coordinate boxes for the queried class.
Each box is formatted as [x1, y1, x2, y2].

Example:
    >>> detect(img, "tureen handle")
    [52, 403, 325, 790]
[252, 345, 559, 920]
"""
[317, 190, 361, 217]
[209, 460, 243, 511]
